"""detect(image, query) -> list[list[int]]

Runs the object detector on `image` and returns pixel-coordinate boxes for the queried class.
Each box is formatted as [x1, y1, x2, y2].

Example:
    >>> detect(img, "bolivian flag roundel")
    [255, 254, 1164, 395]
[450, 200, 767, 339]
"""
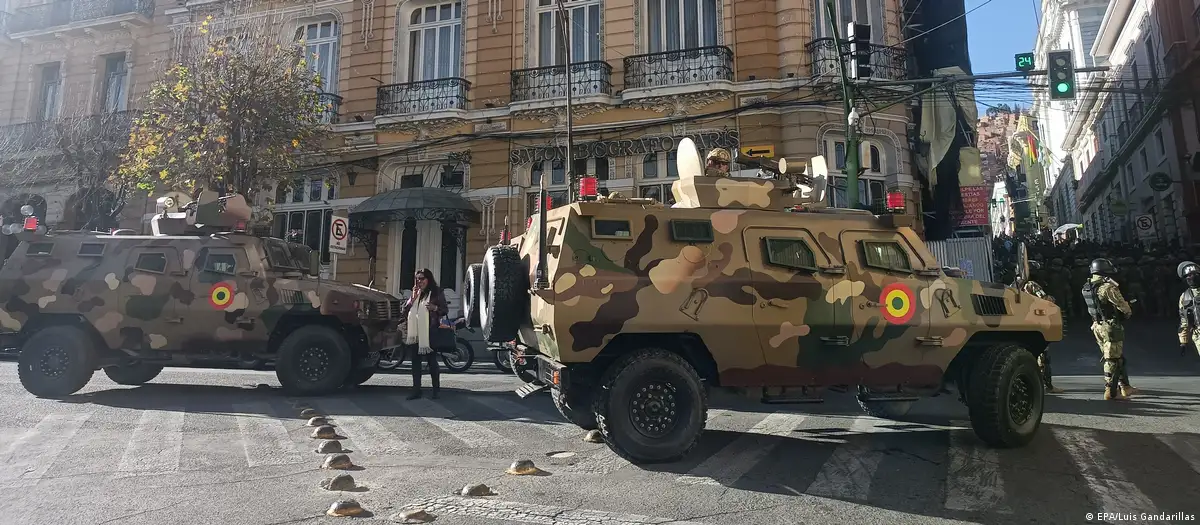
[880, 282, 915, 324]
[209, 282, 235, 309]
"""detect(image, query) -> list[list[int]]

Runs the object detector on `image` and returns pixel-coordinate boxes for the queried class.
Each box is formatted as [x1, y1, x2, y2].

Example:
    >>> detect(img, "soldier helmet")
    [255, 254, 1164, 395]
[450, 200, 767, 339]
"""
[1090, 258, 1117, 275]
[1051, 257, 1063, 265]
[1178, 261, 1200, 279]
[1029, 260, 1042, 270]
[705, 148, 731, 163]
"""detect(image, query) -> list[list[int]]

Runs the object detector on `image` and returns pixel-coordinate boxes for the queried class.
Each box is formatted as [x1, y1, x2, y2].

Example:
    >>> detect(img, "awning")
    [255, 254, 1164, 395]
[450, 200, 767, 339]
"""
[350, 187, 479, 225]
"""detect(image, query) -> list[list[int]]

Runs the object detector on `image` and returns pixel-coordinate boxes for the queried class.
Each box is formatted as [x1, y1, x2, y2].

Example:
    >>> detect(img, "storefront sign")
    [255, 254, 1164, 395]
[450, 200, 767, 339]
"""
[509, 130, 740, 165]
[958, 185, 990, 226]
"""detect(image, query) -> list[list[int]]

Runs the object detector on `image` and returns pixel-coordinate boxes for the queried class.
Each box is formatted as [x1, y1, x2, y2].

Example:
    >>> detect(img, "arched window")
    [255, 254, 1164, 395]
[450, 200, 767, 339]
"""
[638, 151, 679, 204]
[646, 0, 718, 52]
[408, 2, 462, 82]
[295, 20, 340, 94]
[869, 145, 881, 172]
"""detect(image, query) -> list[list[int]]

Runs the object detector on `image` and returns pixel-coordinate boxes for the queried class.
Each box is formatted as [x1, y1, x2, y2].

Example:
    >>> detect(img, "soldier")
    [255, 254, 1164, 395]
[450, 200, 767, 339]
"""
[1177, 262, 1200, 357]
[1081, 258, 1139, 400]
[1015, 262, 1066, 394]
[705, 148, 731, 176]
[1047, 258, 1073, 318]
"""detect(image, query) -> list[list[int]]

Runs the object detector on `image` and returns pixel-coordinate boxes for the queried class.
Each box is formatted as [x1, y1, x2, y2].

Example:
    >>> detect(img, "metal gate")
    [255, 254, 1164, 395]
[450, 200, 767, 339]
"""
[926, 237, 995, 283]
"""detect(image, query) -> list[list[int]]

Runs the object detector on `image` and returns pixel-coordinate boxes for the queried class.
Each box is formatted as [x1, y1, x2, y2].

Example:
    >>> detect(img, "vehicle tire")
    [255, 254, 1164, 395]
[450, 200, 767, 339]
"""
[592, 348, 706, 463]
[967, 343, 1044, 448]
[493, 348, 513, 373]
[104, 361, 163, 385]
[17, 326, 97, 398]
[463, 263, 483, 328]
[442, 339, 475, 373]
[480, 245, 527, 343]
[275, 325, 353, 396]
[856, 397, 914, 419]
[345, 367, 376, 386]
[553, 385, 597, 430]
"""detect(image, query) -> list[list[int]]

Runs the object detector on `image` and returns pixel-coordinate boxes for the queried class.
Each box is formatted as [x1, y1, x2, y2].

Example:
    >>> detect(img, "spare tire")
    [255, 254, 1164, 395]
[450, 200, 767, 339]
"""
[479, 245, 527, 342]
[463, 263, 483, 328]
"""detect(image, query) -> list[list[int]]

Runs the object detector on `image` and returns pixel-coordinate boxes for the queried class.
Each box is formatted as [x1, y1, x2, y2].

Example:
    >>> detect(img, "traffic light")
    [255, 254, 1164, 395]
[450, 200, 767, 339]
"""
[1047, 50, 1076, 100]
[847, 23, 871, 79]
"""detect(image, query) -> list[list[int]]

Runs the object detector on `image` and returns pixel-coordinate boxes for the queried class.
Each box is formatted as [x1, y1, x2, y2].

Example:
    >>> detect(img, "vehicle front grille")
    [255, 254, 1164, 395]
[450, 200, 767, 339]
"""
[371, 300, 402, 320]
[971, 294, 1009, 316]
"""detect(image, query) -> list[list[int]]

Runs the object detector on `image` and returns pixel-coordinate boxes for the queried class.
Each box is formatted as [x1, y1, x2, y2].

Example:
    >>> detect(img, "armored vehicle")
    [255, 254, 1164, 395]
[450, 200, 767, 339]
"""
[464, 138, 1063, 464]
[0, 191, 403, 397]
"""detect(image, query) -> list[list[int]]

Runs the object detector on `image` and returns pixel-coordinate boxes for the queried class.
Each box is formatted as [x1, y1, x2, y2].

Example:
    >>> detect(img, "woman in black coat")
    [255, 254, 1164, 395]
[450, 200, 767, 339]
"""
[400, 268, 449, 399]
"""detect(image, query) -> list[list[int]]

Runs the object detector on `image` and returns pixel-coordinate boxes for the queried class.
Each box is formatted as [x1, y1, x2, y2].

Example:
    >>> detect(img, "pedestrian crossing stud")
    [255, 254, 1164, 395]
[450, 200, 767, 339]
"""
[326, 499, 365, 517]
[311, 425, 345, 439]
[320, 473, 357, 491]
[506, 459, 548, 476]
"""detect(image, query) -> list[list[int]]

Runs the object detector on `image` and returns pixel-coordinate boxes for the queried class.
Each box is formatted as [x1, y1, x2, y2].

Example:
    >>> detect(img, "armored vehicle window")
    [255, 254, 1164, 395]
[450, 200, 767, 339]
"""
[763, 238, 817, 271]
[135, 253, 168, 274]
[25, 242, 53, 256]
[78, 243, 105, 257]
[861, 241, 912, 272]
[670, 220, 714, 243]
[592, 219, 632, 239]
[202, 253, 237, 275]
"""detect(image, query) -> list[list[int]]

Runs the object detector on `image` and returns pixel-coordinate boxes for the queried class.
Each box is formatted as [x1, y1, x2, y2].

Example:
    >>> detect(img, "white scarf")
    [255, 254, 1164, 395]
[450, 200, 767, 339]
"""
[405, 292, 433, 355]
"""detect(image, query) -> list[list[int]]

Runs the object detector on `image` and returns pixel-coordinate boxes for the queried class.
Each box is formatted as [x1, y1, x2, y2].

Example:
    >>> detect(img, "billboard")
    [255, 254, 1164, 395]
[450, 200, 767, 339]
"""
[958, 185, 991, 227]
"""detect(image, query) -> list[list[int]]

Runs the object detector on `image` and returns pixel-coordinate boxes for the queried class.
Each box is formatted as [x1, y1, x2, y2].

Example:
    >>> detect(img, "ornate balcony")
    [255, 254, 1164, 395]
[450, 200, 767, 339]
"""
[807, 38, 910, 82]
[375, 78, 470, 138]
[509, 61, 618, 124]
[621, 46, 734, 114]
[8, 0, 153, 38]
[318, 92, 342, 124]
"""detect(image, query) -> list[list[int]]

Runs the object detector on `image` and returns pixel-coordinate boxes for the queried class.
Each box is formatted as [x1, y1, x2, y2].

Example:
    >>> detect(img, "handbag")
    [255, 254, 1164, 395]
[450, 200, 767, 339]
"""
[430, 317, 456, 350]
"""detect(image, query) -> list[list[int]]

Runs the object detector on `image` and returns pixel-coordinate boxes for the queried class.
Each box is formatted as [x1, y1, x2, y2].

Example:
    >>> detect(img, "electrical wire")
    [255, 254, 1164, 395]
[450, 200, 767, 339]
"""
[900, 0, 997, 46]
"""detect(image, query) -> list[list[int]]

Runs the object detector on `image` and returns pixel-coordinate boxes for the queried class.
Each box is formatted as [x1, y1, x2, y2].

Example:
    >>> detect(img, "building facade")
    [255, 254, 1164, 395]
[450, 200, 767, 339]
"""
[977, 108, 1021, 185]
[0, 0, 920, 303]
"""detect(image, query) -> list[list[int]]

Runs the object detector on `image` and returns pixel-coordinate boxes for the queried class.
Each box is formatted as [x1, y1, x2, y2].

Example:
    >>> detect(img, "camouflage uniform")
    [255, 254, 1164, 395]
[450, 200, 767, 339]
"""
[1080, 259, 1138, 400]
[1016, 276, 1065, 393]
[1177, 262, 1200, 357]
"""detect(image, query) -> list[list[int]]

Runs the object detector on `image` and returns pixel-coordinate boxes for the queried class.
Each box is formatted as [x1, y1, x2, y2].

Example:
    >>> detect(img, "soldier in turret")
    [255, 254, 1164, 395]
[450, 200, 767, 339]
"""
[1081, 258, 1139, 400]
[1177, 262, 1200, 357]
[705, 148, 732, 176]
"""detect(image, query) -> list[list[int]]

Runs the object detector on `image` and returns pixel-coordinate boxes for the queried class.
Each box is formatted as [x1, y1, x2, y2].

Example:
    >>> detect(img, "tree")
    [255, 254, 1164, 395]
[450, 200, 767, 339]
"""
[0, 110, 134, 231]
[117, 10, 331, 208]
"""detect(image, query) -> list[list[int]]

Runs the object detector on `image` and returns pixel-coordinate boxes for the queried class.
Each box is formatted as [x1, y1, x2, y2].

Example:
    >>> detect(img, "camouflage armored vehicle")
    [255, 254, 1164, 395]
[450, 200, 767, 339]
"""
[0, 191, 403, 398]
[464, 138, 1063, 464]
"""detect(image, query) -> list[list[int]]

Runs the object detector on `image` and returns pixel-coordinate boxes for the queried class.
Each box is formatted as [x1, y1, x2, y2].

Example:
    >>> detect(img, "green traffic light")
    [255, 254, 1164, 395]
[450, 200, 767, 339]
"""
[1056, 82, 1070, 93]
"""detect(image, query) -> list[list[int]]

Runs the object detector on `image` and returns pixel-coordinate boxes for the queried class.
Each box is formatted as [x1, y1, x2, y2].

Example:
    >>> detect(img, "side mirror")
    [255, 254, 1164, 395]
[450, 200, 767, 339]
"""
[308, 251, 321, 277]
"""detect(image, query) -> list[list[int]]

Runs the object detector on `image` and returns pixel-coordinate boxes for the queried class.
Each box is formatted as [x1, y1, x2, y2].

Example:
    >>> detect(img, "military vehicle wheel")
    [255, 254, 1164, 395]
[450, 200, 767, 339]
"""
[479, 245, 526, 343]
[104, 361, 163, 385]
[275, 325, 353, 396]
[552, 386, 597, 430]
[967, 343, 1044, 448]
[345, 368, 375, 386]
[463, 263, 483, 328]
[17, 326, 97, 398]
[856, 398, 914, 420]
[592, 348, 706, 463]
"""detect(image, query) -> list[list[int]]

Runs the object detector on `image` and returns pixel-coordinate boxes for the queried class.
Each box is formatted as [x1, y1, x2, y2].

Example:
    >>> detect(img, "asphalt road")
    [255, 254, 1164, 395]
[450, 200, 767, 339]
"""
[0, 321, 1197, 525]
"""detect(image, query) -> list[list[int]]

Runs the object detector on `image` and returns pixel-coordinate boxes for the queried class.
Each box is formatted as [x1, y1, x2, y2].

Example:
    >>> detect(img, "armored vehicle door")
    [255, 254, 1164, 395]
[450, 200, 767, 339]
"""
[120, 246, 186, 351]
[183, 246, 256, 353]
[837, 230, 936, 382]
[742, 227, 843, 385]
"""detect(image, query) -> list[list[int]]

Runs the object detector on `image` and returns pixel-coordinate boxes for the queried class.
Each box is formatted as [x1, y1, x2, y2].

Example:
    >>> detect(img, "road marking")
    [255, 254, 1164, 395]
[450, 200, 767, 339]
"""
[1054, 427, 1157, 525]
[469, 396, 578, 438]
[233, 403, 306, 467]
[1157, 434, 1200, 475]
[400, 397, 517, 448]
[313, 398, 422, 456]
[0, 413, 90, 487]
[944, 422, 1011, 513]
[401, 495, 708, 525]
[677, 412, 802, 486]
[805, 417, 885, 500]
[115, 409, 185, 477]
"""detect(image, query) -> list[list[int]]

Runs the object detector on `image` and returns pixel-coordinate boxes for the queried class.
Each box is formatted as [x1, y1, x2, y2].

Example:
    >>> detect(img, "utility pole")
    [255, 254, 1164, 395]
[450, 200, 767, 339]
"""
[555, 0, 576, 201]
[827, 0, 861, 208]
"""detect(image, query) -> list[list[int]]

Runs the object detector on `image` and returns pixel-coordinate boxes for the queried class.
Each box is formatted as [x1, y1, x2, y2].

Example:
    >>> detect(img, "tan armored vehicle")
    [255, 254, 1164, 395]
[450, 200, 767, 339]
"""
[0, 191, 403, 397]
[463, 138, 1063, 464]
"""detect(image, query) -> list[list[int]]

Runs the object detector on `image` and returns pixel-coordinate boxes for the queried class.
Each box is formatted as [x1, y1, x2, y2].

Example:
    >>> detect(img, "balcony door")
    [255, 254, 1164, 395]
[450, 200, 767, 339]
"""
[642, 0, 720, 87]
[296, 21, 341, 123]
[400, 2, 463, 113]
[531, 0, 603, 97]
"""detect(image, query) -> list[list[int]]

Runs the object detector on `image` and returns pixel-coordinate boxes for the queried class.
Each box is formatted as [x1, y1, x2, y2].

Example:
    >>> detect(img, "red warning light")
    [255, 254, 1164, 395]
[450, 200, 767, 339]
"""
[579, 177, 598, 198]
[886, 192, 905, 211]
[22, 216, 38, 231]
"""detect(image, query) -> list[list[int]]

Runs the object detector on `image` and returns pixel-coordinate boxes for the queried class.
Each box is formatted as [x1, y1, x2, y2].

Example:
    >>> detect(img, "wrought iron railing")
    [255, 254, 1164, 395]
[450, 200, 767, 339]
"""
[511, 61, 613, 102]
[0, 110, 136, 152]
[807, 38, 909, 81]
[623, 46, 734, 90]
[9, 0, 153, 33]
[376, 78, 470, 116]
[318, 92, 342, 124]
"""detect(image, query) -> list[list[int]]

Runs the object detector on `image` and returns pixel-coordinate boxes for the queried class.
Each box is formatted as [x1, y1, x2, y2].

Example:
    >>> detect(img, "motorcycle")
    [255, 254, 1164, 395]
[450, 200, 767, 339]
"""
[490, 341, 513, 373]
[377, 317, 476, 373]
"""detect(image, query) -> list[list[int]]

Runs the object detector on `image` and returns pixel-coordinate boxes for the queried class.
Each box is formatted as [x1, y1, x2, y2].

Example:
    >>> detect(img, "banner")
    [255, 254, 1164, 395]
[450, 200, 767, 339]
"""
[958, 185, 991, 226]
